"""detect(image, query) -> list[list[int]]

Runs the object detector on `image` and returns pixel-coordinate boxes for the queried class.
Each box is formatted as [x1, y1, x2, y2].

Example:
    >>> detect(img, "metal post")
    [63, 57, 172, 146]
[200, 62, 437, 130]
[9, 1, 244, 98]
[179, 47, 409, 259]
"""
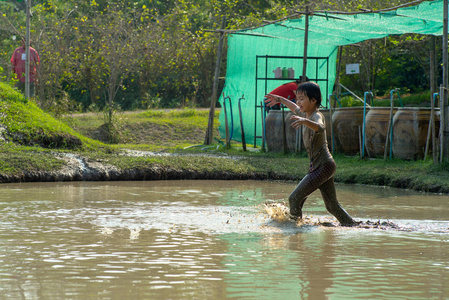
[426, 36, 436, 162]
[425, 95, 435, 160]
[25, 0, 31, 99]
[441, 0, 449, 162]
[329, 94, 335, 154]
[238, 95, 247, 151]
[361, 91, 371, 158]
[384, 90, 395, 160]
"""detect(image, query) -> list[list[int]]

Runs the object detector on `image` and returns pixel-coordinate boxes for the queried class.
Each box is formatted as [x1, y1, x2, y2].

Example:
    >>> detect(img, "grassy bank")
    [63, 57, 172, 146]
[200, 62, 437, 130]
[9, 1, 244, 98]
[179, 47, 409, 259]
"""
[0, 82, 448, 193]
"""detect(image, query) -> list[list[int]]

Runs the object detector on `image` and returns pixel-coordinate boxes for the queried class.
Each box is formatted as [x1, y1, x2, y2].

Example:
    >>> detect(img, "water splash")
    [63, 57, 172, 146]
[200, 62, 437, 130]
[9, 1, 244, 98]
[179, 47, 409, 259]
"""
[263, 201, 291, 222]
[100, 227, 114, 235]
[262, 201, 419, 231]
[263, 201, 339, 227]
[129, 227, 141, 240]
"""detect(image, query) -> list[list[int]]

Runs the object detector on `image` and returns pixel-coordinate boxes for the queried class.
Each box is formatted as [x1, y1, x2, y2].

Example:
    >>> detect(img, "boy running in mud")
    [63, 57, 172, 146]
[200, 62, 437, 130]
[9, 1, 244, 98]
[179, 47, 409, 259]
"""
[264, 81, 356, 226]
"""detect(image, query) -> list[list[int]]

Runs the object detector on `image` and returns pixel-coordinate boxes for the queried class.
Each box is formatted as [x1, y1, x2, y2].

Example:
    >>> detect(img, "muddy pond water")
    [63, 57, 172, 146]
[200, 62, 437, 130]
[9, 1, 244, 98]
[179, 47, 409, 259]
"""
[0, 180, 448, 299]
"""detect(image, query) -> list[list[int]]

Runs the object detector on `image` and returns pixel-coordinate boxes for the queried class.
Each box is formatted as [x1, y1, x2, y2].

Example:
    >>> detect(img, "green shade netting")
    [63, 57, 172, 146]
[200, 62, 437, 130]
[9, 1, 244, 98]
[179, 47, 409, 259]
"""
[219, 0, 446, 147]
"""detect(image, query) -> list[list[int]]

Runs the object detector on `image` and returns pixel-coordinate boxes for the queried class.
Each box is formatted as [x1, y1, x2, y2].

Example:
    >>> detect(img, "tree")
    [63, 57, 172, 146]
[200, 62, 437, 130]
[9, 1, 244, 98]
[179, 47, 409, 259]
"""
[2, 0, 437, 120]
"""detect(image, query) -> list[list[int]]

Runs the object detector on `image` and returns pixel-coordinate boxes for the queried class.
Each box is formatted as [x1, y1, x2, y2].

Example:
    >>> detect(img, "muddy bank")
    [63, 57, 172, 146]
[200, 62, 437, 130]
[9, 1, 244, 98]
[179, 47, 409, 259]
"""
[0, 151, 448, 195]
[0, 152, 275, 184]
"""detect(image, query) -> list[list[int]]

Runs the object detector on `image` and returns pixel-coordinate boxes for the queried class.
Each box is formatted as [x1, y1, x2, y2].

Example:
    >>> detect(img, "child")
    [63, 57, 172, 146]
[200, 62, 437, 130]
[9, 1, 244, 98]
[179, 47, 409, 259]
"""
[264, 81, 356, 226]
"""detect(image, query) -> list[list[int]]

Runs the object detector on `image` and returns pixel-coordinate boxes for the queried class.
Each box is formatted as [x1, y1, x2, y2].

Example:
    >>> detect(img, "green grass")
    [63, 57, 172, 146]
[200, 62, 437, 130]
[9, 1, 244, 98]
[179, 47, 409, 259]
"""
[0, 143, 66, 175]
[1, 81, 449, 193]
[60, 108, 219, 150]
[339, 91, 433, 107]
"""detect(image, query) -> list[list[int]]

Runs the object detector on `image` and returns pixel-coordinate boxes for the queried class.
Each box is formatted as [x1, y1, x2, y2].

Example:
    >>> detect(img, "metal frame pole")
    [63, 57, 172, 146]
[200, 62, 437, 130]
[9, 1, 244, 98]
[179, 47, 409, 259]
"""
[441, 0, 448, 162]
[25, 0, 31, 99]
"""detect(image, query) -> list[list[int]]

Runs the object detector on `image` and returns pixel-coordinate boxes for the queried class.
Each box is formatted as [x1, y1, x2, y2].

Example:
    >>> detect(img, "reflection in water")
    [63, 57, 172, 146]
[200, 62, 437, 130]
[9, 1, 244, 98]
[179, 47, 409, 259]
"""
[0, 180, 448, 299]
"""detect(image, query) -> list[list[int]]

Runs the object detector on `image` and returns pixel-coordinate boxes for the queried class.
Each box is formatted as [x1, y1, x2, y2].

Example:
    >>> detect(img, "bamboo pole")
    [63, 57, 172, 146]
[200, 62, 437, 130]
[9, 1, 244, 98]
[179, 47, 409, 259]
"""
[316, 0, 424, 15]
[302, 6, 309, 82]
[204, 16, 226, 145]
[205, 0, 425, 35]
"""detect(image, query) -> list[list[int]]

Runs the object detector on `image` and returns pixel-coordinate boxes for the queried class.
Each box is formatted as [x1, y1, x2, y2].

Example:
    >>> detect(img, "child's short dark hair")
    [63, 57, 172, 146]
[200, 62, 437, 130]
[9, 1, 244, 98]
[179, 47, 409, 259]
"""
[296, 81, 322, 108]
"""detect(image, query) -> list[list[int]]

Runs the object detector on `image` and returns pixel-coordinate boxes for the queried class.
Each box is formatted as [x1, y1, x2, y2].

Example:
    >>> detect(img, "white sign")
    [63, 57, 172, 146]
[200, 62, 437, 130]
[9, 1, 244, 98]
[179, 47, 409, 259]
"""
[346, 63, 360, 74]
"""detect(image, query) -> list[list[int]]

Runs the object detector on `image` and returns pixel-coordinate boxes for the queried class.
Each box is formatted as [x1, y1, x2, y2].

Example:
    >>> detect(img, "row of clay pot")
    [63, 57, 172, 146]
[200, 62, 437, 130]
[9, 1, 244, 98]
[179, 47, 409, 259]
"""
[265, 107, 439, 160]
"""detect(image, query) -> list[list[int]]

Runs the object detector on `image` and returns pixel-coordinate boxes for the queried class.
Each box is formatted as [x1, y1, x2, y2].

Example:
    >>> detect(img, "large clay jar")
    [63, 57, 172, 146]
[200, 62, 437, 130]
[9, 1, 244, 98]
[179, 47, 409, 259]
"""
[284, 110, 301, 153]
[265, 110, 285, 152]
[364, 107, 398, 158]
[265, 110, 299, 152]
[272, 110, 301, 153]
[332, 107, 367, 155]
[392, 107, 440, 160]
[320, 109, 336, 149]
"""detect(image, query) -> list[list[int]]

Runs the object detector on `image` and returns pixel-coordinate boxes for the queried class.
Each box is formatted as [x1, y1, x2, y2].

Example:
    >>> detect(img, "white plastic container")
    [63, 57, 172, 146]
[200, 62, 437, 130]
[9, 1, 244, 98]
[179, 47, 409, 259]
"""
[288, 67, 295, 79]
[273, 67, 282, 78]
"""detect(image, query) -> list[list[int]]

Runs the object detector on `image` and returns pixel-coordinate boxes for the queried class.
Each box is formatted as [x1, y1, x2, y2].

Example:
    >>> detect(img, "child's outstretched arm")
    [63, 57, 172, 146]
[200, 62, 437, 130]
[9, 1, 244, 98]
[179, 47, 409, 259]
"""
[290, 115, 324, 133]
[264, 94, 299, 112]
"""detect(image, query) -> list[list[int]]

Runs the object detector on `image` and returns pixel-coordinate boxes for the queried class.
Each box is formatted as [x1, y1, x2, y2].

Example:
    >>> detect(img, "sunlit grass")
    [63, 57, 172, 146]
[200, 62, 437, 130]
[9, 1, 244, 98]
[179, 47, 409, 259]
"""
[1, 82, 449, 193]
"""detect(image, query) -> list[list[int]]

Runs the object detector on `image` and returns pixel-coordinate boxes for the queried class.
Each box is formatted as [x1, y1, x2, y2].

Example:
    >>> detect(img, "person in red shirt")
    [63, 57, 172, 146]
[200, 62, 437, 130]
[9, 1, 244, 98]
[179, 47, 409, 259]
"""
[10, 38, 40, 97]
[267, 76, 309, 110]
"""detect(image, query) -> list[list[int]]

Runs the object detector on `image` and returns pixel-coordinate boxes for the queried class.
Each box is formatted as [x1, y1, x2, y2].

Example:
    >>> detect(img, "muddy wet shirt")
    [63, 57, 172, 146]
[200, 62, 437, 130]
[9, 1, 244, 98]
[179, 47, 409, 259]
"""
[295, 109, 333, 172]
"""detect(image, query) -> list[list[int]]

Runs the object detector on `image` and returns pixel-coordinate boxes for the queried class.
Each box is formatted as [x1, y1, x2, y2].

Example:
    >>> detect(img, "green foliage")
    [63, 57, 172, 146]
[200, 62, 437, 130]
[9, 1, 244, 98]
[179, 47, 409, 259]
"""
[0, 83, 109, 150]
[338, 90, 432, 108]
[339, 33, 440, 97]
[0, 82, 27, 103]
[338, 95, 364, 107]
[0, 0, 438, 115]
[373, 91, 432, 107]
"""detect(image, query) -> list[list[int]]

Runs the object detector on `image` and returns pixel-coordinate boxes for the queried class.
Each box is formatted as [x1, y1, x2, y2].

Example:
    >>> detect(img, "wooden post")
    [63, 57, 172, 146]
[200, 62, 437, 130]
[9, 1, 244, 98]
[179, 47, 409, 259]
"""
[204, 16, 226, 145]
[223, 96, 230, 149]
[302, 6, 309, 82]
[238, 96, 247, 151]
[430, 36, 436, 97]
